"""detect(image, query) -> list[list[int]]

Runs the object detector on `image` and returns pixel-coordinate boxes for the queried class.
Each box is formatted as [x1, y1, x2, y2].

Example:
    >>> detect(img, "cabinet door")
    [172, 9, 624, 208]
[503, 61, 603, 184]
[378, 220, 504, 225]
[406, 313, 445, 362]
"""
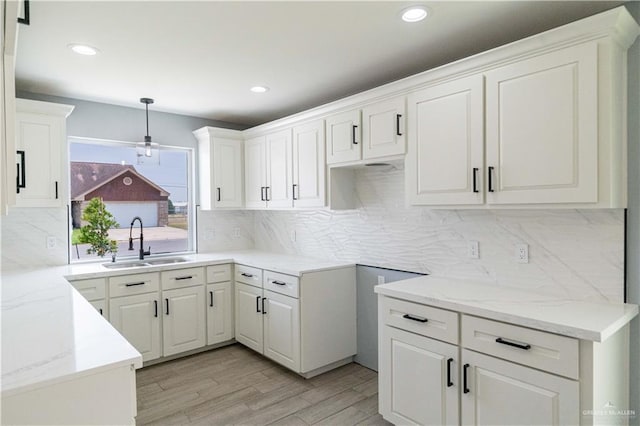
[162, 286, 206, 357]
[362, 96, 406, 160]
[326, 109, 361, 164]
[244, 136, 267, 208]
[90, 299, 108, 319]
[406, 75, 484, 206]
[263, 290, 300, 372]
[206, 282, 233, 345]
[461, 349, 579, 426]
[485, 42, 598, 205]
[213, 137, 243, 208]
[292, 120, 325, 208]
[234, 282, 263, 353]
[379, 326, 459, 426]
[110, 293, 161, 362]
[265, 129, 293, 208]
[15, 112, 63, 207]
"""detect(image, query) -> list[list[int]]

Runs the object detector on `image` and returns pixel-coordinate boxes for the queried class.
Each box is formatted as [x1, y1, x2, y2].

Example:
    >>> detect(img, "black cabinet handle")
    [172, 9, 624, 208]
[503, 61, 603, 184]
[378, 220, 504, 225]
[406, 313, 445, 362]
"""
[125, 282, 145, 287]
[99, 308, 103, 315]
[352, 125, 358, 144]
[217, 187, 221, 202]
[447, 358, 454, 387]
[209, 291, 214, 307]
[463, 364, 470, 394]
[472, 168, 479, 193]
[241, 273, 254, 278]
[16, 150, 25, 193]
[256, 295, 261, 313]
[396, 114, 402, 136]
[260, 186, 265, 201]
[262, 297, 267, 315]
[175, 276, 193, 281]
[55, 181, 59, 199]
[488, 166, 495, 192]
[266, 186, 270, 201]
[154, 300, 158, 317]
[292, 184, 298, 200]
[165, 298, 170, 315]
[17, 0, 30, 25]
[402, 313, 428, 323]
[495, 337, 531, 350]
[272, 280, 286, 286]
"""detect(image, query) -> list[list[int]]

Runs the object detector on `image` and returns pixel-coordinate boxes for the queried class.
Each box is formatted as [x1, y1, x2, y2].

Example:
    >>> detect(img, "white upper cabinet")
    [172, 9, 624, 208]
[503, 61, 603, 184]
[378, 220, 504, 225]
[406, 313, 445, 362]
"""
[292, 120, 325, 208]
[245, 130, 293, 209]
[326, 109, 361, 164]
[406, 75, 484, 206]
[15, 99, 74, 208]
[362, 96, 406, 160]
[194, 127, 243, 210]
[485, 43, 597, 205]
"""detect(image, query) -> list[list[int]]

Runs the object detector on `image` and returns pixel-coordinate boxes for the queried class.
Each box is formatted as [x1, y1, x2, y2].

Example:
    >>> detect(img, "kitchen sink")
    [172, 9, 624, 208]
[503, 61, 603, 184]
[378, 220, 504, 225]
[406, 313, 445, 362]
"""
[102, 257, 189, 269]
[102, 261, 151, 269]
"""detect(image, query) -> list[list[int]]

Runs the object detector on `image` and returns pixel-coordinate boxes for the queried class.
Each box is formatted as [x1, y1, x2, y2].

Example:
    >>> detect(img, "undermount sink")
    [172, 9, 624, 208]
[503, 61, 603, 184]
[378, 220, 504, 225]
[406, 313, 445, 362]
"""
[101, 257, 189, 269]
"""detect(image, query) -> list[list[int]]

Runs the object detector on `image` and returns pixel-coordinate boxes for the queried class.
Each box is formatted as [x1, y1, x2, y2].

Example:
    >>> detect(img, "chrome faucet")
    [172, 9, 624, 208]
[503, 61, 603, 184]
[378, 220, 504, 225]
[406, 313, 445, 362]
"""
[129, 216, 151, 260]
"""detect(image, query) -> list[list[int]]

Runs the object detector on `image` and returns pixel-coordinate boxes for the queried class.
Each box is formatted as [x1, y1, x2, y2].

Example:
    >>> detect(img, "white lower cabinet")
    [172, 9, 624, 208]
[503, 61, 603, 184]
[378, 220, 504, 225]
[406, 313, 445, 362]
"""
[110, 292, 161, 362]
[235, 281, 264, 352]
[206, 282, 233, 345]
[263, 289, 300, 372]
[378, 295, 626, 426]
[162, 286, 206, 357]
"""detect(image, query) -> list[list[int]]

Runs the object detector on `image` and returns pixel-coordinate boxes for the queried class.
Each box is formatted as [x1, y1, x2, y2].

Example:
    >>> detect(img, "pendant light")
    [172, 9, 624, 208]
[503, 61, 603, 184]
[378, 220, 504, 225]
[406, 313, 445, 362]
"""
[137, 97, 159, 165]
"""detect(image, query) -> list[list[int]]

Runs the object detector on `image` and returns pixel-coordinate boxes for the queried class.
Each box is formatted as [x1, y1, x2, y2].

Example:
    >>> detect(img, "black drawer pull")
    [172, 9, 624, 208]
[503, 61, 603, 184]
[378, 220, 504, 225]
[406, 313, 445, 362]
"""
[55, 181, 59, 199]
[175, 276, 193, 281]
[396, 114, 402, 136]
[256, 295, 261, 313]
[217, 187, 221, 202]
[241, 273, 254, 278]
[165, 298, 170, 315]
[352, 125, 358, 144]
[260, 186, 266, 201]
[262, 297, 267, 315]
[17, 0, 30, 25]
[209, 291, 214, 307]
[446, 358, 453, 387]
[463, 364, 470, 394]
[154, 300, 158, 317]
[16, 150, 26, 193]
[99, 308, 103, 315]
[292, 184, 298, 200]
[125, 282, 145, 287]
[495, 337, 531, 350]
[402, 313, 428, 323]
[271, 280, 286, 286]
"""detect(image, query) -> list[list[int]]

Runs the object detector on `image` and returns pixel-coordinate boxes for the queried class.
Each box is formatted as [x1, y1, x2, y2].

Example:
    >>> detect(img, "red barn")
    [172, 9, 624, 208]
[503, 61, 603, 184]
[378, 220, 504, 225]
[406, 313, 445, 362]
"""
[70, 162, 170, 228]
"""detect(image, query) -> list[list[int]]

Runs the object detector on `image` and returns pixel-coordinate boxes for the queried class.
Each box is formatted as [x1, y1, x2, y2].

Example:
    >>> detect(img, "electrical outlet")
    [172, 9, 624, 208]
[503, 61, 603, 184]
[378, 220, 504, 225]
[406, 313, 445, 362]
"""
[232, 227, 241, 239]
[46, 236, 57, 249]
[290, 230, 297, 242]
[468, 241, 479, 259]
[377, 275, 385, 285]
[515, 243, 529, 263]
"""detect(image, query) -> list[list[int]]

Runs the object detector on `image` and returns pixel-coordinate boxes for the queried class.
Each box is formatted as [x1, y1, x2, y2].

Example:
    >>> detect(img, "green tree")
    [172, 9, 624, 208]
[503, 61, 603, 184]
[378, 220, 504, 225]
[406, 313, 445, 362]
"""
[168, 199, 175, 214]
[79, 197, 119, 257]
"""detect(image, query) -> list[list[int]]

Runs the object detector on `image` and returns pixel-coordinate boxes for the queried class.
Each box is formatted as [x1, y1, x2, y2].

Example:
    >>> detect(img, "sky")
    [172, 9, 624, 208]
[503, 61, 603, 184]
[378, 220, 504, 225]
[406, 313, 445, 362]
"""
[70, 141, 189, 202]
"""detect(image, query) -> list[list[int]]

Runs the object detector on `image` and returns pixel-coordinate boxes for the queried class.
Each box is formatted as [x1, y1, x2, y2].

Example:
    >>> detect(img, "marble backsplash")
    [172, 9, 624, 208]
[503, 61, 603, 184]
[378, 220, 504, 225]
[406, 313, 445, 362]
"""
[196, 209, 255, 252]
[254, 166, 625, 303]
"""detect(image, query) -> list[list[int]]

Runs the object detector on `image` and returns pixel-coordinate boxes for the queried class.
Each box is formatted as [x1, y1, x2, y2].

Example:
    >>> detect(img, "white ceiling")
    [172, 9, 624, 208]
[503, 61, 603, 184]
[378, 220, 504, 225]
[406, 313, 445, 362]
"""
[16, 1, 627, 127]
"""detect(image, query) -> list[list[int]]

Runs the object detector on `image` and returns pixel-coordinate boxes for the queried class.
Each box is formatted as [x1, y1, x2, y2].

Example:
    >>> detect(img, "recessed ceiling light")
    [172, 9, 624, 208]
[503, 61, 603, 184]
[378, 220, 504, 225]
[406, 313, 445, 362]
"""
[250, 86, 269, 93]
[68, 43, 99, 56]
[401, 6, 428, 23]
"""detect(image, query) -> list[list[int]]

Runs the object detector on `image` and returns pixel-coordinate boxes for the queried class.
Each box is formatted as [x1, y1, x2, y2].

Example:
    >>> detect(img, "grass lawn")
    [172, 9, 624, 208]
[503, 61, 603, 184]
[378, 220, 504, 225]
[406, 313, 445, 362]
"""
[71, 229, 82, 245]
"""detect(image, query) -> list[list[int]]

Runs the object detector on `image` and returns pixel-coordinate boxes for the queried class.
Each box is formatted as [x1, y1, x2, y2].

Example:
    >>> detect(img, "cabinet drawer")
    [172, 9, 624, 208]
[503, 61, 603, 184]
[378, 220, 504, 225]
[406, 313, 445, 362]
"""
[461, 315, 579, 379]
[235, 264, 262, 287]
[69, 277, 106, 301]
[381, 297, 458, 345]
[110, 273, 160, 297]
[161, 267, 205, 290]
[264, 270, 299, 298]
[207, 264, 231, 283]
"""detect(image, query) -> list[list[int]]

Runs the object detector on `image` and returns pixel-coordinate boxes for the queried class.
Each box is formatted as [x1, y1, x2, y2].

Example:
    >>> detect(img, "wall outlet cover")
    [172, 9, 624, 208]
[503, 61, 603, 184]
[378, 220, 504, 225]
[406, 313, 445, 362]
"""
[468, 241, 479, 259]
[515, 243, 529, 263]
[46, 236, 57, 249]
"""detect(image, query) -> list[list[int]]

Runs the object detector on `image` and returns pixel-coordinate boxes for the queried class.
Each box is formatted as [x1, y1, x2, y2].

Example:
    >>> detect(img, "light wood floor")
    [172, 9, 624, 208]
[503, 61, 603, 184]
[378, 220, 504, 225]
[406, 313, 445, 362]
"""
[136, 344, 392, 426]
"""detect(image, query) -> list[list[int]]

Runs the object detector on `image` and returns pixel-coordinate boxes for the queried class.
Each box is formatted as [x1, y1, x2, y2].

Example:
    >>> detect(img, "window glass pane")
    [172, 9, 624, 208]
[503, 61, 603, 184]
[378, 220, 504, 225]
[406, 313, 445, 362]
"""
[69, 140, 192, 262]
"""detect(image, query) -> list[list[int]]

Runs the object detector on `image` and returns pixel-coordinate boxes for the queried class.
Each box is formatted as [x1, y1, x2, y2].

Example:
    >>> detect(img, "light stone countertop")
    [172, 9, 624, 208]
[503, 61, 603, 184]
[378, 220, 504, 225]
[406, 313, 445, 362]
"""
[375, 275, 639, 342]
[1, 250, 355, 397]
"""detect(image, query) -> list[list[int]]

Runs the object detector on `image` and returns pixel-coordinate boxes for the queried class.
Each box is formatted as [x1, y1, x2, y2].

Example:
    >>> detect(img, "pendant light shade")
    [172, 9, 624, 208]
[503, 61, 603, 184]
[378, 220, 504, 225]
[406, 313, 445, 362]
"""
[137, 97, 159, 165]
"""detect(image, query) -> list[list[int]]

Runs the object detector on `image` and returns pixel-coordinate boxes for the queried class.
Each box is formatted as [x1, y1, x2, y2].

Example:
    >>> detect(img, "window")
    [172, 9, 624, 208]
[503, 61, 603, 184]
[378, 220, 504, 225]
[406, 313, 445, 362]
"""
[69, 137, 194, 262]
